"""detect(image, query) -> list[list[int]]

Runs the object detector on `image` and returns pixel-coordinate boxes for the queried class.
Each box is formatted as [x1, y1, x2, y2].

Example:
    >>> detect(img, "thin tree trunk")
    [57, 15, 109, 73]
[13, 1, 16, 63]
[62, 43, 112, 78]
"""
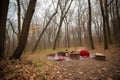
[65, 23, 67, 47]
[53, 17, 64, 50]
[78, 8, 82, 46]
[53, 0, 73, 50]
[93, 20, 102, 43]
[88, 0, 95, 49]
[115, 0, 120, 47]
[0, 0, 9, 58]
[32, 0, 60, 52]
[64, 17, 70, 48]
[99, 0, 109, 49]
[105, 0, 111, 43]
[8, 19, 18, 36]
[78, 26, 82, 46]
[6, 29, 11, 57]
[32, 11, 57, 52]
[17, 0, 21, 39]
[66, 23, 70, 48]
[10, 0, 37, 59]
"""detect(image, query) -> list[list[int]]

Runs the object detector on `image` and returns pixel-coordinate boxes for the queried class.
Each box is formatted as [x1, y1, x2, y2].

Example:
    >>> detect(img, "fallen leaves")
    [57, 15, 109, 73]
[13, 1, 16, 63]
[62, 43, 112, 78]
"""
[0, 47, 120, 80]
[0, 58, 57, 80]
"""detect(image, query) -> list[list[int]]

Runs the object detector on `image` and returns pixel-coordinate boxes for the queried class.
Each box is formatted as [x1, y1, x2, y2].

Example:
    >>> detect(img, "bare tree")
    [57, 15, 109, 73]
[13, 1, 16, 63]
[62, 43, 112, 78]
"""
[5, 27, 11, 57]
[10, 0, 37, 59]
[99, 0, 109, 49]
[0, 0, 9, 58]
[32, 0, 60, 52]
[113, 0, 120, 47]
[88, 0, 95, 49]
[76, 0, 86, 46]
[77, 5, 82, 46]
[16, 0, 21, 39]
[64, 17, 70, 48]
[103, 0, 114, 44]
[92, 19, 102, 43]
[53, 0, 73, 50]
[64, 9, 74, 48]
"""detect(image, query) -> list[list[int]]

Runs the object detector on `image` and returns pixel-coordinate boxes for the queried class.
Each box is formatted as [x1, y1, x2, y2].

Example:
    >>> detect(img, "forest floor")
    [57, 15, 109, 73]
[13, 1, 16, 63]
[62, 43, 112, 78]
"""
[0, 45, 120, 80]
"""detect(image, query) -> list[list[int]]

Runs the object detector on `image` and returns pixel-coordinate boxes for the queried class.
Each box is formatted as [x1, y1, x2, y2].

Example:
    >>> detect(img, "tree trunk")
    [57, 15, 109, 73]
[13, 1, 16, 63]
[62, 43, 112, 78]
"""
[105, 0, 111, 43]
[88, 0, 95, 49]
[93, 20, 102, 43]
[0, 0, 9, 58]
[64, 17, 70, 48]
[53, 16, 64, 50]
[17, 0, 21, 39]
[66, 23, 70, 48]
[78, 9, 82, 46]
[6, 29, 11, 57]
[99, 0, 109, 49]
[10, 0, 37, 59]
[53, 0, 73, 50]
[32, 11, 57, 52]
[114, 0, 120, 47]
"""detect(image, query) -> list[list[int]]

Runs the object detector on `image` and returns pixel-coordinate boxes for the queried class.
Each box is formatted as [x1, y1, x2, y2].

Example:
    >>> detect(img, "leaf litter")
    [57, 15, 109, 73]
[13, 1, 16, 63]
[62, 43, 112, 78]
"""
[0, 46, 120, 80]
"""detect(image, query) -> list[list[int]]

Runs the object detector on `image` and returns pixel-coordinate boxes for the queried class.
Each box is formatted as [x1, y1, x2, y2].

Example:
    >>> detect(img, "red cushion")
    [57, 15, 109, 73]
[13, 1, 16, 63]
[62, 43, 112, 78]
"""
[79, 50, 89, 57]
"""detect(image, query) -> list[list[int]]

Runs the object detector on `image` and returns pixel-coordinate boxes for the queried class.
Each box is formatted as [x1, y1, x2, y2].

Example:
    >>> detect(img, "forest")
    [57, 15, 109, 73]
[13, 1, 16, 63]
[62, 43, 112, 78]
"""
[0, 0, 120, 80]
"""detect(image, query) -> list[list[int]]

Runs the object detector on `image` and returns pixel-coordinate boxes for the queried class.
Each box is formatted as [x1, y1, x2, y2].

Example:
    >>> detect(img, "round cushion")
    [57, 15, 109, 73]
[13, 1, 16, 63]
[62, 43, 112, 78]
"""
[79, 50, 90, 58]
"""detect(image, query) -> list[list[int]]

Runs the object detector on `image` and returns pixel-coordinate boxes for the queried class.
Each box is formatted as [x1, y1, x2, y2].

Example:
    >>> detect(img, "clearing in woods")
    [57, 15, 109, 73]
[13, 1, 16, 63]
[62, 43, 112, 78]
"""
[0, 46, 120, 80]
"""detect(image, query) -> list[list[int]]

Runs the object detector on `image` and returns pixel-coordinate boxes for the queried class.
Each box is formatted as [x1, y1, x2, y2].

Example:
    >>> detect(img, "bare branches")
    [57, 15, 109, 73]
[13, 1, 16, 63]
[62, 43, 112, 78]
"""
[32, 0, 60, 52]
[106, 0, 114, 7]
[7, 19, 18, 36]
[53, 0, 74, 50]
